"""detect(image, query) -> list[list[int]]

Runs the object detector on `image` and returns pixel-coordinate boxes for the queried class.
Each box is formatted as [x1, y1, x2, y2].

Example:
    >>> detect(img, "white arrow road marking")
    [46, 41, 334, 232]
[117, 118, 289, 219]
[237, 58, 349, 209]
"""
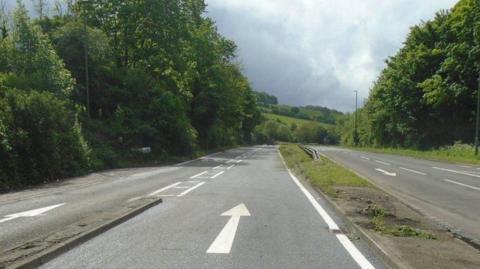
[0, 203, 66, 224]
[207, 203, 250, 254]
[375, 168, 397, 177]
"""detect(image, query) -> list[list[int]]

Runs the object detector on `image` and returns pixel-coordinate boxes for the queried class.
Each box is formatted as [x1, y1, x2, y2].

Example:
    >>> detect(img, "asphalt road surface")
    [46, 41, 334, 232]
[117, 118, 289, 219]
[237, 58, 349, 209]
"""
[314, 146, 480, 247]
[0, 146, 386, 269]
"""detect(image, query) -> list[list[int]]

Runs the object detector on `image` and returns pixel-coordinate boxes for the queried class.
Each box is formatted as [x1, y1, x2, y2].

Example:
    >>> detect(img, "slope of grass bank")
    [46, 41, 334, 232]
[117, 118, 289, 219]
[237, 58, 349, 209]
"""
[350, 143, 480, 165]
[279, 144, 370, 196]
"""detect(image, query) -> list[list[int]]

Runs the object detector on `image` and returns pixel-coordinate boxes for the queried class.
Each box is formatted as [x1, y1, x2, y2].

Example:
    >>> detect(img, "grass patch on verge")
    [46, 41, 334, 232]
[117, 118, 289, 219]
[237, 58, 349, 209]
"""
[280, 143, 436, 239]
[279, 143, 370, 197]
[350, 143, 480, 165]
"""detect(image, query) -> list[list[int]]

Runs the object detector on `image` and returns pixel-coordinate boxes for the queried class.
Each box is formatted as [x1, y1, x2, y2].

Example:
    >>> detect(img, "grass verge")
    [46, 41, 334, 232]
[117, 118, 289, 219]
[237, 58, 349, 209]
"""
[349, 143, 480, 165]
[279, 143, 435, 238]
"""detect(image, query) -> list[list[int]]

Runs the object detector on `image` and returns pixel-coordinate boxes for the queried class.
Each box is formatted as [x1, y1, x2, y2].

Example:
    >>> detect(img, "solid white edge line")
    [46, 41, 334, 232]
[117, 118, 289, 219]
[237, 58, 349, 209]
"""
[177, 182, 205, 197]
[148, 182, 182, 196]
[211, 171, 225, 179]
[190, 171, 209, 179]
[278, 150, 375, 269]
[337, 234, 375, 269]
[444, 179, 480, 191]
[433, 167, 480, 178]
[399, 167, 427, 176]
[285, 169, 339, 231]
[374, 160, 391, 166]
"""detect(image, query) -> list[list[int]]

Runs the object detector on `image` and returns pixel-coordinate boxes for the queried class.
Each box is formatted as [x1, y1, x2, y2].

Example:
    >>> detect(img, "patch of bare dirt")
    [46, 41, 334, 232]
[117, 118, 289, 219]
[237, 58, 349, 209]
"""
[332, 186, 480, 269]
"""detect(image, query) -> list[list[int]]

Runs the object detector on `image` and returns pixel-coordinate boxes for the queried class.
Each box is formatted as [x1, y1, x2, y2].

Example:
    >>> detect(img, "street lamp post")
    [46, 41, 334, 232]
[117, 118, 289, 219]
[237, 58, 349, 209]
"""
[475, 76, 480, 155]
[354, 90, 358, 145]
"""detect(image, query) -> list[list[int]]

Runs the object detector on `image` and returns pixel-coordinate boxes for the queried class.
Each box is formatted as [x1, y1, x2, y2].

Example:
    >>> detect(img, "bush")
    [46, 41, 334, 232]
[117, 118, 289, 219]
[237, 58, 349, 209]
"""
[0, 89, 91, 191]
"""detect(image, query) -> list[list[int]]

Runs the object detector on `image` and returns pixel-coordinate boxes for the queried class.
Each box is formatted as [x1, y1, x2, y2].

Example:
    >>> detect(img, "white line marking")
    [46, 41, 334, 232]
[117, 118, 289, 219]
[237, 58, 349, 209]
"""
[173, 186, 190, 189]
[190, 171, 209, 179]
[236, 160, 243, 163]
[207, 204, 250, 254]
[432, 167, 480, 178]
[177, 182, 205, 197]
[211, 171, 225, 179]
[148, 182, 182, 196]
[175, 152, 223, 166]
[287, 171, 339, 230]
[458, 165, 472, 169]
[375, 168, 397, 177]
[444, 179, 480, 191]
[226, 160, 235, 163]
[399, 167, 427, 176]
[227, 164, 235, 170]
[0, 203, 66, 224]
[336, 234, 375, 269]
[213, 165, 224, 169]
[360, 156, 370, 161]
[375, 160, 391, 166]
[280, 155, 374, 269]
[127, 196, 143, 203]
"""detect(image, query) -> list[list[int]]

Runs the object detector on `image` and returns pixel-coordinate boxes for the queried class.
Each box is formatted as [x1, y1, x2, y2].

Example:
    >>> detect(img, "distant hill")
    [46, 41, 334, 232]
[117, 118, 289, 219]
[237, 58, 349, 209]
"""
[260, 104, 344, 125]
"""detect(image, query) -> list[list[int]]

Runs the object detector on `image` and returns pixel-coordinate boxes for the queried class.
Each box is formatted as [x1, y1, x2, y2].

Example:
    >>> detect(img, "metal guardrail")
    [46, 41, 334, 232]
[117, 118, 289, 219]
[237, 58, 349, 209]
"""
[299, 145, 320, 160]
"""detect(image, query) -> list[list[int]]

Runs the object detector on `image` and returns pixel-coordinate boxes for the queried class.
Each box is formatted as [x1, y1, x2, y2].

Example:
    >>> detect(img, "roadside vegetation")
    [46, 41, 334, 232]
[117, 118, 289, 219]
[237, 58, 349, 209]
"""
[350, 143, 480, 165]
[279, 143, 436, 239]
[0, 1, 262, 192]
[340, 0, 480, 154]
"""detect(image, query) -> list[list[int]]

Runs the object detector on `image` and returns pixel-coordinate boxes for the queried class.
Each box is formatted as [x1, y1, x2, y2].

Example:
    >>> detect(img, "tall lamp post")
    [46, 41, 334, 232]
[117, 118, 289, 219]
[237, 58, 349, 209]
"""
[354, 90, 358, 145]
[475, 77, 480, 155]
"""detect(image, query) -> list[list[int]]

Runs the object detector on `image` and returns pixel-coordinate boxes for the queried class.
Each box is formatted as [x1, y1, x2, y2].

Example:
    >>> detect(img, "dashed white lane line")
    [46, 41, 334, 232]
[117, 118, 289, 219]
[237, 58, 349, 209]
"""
[399, 167, 427, 176]
[148, 182, 182, 196]
[213, 165, 224, 170]
[177, 182, 205, 197]
[236, 160, 243, 164]
[375, 160, 391, 166]
[190, 171, 209, 179]
[226, 164, 235, 170]
[458, 165, 472, 169]
[226, 160, 235, 164]
[211, 171, 225, 179]
[444, 179, 480, 191]
[360, 156, 370, 161]
[432, 167, 480, 178]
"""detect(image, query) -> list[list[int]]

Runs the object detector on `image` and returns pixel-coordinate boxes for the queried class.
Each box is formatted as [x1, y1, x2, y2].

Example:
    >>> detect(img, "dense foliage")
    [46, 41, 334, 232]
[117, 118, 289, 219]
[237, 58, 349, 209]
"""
[0, 0, 261, 191]
[341, 0, 480, 148]
[254, 91, 278, 105]
[254, 118, 339, 145]
[261, 104, 343, 125]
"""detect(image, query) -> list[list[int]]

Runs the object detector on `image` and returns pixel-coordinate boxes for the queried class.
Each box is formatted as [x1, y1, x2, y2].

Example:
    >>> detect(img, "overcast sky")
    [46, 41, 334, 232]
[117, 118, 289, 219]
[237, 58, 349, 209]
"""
[206, 0, 459, 111]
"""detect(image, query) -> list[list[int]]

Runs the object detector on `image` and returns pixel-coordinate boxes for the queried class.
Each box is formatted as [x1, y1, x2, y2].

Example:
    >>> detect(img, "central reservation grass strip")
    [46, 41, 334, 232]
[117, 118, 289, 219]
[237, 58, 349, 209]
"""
[279, 144, 370, 197]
